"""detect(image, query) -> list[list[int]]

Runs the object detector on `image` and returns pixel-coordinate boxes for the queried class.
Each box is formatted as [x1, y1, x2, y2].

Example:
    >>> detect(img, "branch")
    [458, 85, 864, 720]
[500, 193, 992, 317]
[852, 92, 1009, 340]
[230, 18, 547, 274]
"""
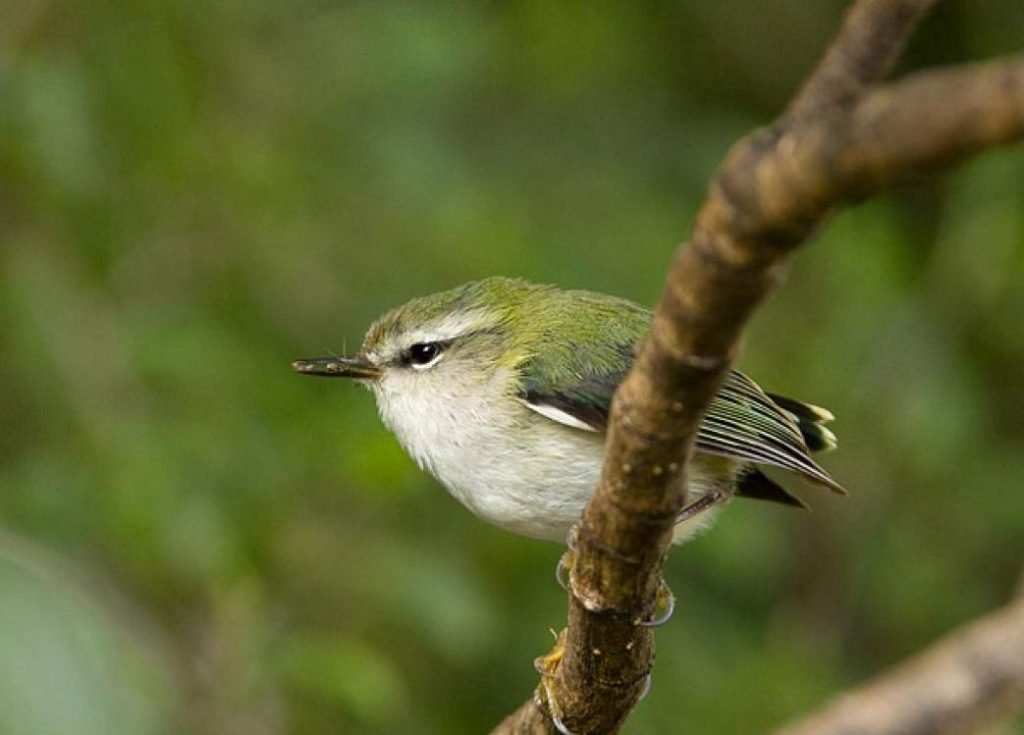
[786, 0, 937, 117]
[494, 2, 1024, 732]
[774, 596, 1024, 735]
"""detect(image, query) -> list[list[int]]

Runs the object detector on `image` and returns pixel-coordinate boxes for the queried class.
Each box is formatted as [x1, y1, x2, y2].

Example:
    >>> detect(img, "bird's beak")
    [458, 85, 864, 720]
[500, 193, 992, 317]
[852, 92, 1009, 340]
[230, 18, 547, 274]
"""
[291, 356, 382, 380]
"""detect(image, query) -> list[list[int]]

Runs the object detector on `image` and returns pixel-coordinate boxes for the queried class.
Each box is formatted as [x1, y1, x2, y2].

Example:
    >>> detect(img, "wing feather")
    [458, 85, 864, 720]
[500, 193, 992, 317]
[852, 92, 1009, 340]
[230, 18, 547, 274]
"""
[511, 289, 840, 493]
[520, 366, 842, 493]
[698, 372, 844, 492]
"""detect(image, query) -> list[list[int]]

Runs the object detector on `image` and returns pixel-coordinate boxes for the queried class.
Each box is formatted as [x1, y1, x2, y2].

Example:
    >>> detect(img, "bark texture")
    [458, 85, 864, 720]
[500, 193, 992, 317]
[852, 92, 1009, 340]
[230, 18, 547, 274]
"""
[493, 1, 1024, 732]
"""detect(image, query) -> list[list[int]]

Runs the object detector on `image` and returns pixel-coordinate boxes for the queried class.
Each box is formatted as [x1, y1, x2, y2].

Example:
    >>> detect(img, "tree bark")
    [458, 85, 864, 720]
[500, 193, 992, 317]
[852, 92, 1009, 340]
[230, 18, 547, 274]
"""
[493, 1, 1024, 732]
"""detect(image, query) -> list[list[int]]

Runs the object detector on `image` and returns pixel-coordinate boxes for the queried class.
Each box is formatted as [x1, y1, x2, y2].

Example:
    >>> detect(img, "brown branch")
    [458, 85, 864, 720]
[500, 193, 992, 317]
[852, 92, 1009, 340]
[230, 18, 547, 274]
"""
[493, 2, 1024, 733]
[700, 57, 1024, 261]
[774, 596, 1024, 735]
[786, 0, 937, 118]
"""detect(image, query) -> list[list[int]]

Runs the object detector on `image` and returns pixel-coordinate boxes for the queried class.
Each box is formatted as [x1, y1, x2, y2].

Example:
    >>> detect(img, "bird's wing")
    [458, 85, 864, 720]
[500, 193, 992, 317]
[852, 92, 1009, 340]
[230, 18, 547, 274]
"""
[516, 331, 634, 435]
[700, 371, 843, 492]
[515, 289, 648, 435]
[519, 362, 623, 433]
[519, 355, 843, 493]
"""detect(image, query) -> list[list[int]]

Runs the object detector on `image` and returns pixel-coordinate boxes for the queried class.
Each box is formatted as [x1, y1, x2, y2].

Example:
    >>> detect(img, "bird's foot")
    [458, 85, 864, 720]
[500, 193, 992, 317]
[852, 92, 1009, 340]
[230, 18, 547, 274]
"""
[638, 670, 653, 701]
[555, 549, 574, 591]
[636, 579, 676, 627]
[555, 524, 579, 591]
[560, 525, 674, 627]
[533, 629, 574, 735]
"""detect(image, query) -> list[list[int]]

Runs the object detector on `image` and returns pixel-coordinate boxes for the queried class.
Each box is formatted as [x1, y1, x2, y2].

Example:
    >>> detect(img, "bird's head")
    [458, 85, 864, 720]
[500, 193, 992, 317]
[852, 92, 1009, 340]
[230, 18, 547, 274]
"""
[292, 278, 548, 402]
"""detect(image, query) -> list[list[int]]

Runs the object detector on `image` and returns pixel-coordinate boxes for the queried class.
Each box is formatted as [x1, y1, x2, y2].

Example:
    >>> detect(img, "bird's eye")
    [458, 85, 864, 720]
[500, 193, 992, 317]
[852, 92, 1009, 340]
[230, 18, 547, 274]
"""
[407, 342, 444, 369]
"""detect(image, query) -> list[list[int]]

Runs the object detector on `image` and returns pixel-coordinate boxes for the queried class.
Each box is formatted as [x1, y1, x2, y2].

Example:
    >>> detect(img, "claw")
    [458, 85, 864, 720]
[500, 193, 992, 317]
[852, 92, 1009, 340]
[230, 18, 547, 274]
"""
[638, 671, 653, 701]
[555, 550, 574, 592]
[533, 630, 575, 735]
[549, 706, 574, 735]
[636, 581, 675, 627]
[565, 524, 579, 551]
[533, 628, 566, 677]
[557, 526, 579, 592]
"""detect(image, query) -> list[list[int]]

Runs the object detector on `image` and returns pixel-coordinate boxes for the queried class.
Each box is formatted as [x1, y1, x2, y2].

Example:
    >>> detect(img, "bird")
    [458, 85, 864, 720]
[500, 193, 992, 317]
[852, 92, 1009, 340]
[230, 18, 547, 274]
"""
[293, 276, 842, 544]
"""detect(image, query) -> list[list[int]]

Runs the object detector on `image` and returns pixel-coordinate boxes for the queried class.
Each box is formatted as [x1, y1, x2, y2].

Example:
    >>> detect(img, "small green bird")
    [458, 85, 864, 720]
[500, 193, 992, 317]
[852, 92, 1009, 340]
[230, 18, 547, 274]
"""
[293, 277, 842, 543]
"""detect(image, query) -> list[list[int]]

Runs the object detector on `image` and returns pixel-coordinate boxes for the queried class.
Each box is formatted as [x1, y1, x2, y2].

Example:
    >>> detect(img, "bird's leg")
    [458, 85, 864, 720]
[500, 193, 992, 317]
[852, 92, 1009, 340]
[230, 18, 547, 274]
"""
[553, 526, 659, 702]
[634, 495, 727, 627]
[634, 489, 728, 628]
[676, 488, 727, 523]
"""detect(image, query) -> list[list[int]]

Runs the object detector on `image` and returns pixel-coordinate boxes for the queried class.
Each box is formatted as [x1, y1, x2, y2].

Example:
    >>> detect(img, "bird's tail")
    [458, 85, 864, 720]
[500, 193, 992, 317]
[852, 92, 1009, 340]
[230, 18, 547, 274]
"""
[765, 393, 838, 453]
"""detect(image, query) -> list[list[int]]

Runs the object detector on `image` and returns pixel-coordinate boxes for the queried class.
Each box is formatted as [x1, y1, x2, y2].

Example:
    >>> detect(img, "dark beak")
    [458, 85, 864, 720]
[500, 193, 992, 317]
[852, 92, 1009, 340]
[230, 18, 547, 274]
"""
[291, 356, 382, 380]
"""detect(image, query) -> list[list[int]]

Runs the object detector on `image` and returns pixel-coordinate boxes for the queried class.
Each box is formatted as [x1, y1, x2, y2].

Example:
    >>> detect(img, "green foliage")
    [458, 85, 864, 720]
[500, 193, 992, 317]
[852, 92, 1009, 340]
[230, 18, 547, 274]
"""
[1, 1, 1022, 733]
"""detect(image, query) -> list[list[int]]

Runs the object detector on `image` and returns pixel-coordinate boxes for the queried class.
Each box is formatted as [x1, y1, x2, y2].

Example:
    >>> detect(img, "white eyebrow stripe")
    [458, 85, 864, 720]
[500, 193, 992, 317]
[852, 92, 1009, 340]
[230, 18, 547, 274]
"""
[401, 310, 491, 347]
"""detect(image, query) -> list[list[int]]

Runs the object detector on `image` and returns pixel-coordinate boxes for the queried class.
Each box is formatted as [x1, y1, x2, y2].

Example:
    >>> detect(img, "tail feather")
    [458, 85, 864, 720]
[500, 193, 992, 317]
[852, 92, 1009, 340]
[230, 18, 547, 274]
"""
[735, 468, 809, 509]
[766, 392, 838, 453]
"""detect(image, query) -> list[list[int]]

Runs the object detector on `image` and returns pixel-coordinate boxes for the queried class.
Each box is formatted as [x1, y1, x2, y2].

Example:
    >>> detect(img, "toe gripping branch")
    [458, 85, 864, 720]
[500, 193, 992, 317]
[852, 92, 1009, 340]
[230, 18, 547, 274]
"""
[557, 526, 677, 627]
[533, 626, 653, 735]
[541, 527, 668, 733]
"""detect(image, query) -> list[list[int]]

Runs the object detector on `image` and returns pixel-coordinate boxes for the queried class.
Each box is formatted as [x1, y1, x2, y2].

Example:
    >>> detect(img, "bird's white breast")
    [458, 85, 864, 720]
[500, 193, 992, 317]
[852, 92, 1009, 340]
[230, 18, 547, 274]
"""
[371, 368, 728, 543]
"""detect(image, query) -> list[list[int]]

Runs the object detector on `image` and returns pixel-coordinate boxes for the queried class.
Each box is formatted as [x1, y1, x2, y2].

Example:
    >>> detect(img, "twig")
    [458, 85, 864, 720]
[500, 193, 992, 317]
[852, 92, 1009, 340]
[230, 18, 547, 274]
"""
[786, 0, 937, 118]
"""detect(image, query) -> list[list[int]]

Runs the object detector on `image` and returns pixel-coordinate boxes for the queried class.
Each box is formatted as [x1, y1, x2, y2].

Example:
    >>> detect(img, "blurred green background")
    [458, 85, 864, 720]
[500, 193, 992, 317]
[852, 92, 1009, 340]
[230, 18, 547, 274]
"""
[1, 1, 1023, 733]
